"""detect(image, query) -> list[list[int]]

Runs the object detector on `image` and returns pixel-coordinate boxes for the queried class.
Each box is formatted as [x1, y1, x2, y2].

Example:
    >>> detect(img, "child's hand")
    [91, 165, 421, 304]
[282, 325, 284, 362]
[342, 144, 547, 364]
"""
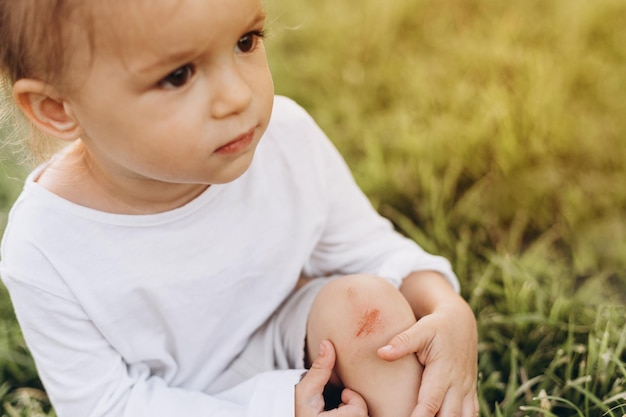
[296, 340, 369, 417]
[377, 293, 478, 417]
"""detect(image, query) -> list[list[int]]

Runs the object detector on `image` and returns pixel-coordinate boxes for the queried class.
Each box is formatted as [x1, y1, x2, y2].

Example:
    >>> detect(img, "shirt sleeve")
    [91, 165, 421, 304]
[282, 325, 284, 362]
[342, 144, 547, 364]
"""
[1, 274, 301, 417]
[299, 110, 459, 291]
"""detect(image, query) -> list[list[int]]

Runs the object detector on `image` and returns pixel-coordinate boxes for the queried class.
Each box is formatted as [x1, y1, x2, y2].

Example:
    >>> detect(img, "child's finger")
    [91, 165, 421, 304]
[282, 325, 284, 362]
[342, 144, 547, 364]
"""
[410, 364, 448, 417]
[376, 321, 434, 362]
[295, 340, 336, 414]
[432, 387, 462, 417]
[461, 392, 480, 417]
[339, 388, 367, 410]
[307, 339, 336, 381]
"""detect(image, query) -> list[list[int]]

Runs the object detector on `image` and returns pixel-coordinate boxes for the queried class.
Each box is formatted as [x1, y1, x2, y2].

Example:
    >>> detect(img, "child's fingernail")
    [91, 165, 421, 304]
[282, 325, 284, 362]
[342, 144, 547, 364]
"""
[318, 342, 327, 357]
[378, 345, 394, 353]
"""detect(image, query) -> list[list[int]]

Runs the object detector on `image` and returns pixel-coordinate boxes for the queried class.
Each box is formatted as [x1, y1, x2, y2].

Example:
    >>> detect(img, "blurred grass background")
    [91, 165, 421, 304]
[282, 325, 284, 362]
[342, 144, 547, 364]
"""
[1, 0, 625, 415]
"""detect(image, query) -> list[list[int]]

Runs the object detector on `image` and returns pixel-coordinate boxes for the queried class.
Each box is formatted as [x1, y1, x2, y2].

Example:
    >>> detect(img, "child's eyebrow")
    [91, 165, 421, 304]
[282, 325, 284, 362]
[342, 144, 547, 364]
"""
[134, 50, 196, 76]
[133, 8, 267, 77]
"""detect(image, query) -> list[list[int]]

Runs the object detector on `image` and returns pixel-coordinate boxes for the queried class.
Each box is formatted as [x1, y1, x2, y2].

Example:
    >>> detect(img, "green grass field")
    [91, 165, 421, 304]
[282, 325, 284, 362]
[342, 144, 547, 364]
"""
[1, 0, 625, 415]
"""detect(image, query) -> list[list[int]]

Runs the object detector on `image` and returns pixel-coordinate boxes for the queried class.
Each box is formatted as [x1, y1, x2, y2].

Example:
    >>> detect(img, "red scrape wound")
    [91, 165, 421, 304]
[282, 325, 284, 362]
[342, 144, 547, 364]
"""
[355, 308, 382, 337]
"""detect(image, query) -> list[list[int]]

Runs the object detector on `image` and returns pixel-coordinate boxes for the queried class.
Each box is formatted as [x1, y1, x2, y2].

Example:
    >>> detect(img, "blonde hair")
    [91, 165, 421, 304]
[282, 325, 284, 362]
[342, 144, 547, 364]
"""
[0, 0, 89, 162]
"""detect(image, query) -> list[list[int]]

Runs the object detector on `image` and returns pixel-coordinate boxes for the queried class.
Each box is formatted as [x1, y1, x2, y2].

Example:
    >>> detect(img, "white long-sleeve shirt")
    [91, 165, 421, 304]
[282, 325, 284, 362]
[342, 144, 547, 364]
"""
[0, 96, 458, 417]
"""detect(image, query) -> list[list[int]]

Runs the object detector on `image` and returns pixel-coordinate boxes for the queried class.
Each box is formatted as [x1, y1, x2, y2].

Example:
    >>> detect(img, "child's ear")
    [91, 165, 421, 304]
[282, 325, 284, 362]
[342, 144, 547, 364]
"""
[12, 79, 82, 141]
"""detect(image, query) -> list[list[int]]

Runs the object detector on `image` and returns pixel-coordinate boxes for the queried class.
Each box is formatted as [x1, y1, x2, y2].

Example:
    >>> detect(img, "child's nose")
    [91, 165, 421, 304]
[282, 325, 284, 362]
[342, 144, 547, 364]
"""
[209, 61, 253, 119]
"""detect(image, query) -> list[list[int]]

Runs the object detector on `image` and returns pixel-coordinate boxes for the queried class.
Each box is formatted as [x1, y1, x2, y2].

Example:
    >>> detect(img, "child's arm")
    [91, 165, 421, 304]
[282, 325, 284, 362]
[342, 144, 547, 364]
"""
[278, 99, 477, 415]
[377, 271, 479, 417]
[1, 273, 301, 417]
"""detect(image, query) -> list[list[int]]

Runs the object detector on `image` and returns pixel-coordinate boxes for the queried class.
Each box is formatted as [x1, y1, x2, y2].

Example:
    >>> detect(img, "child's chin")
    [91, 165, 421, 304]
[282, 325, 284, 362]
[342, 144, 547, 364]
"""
[212, 154, 256, 184]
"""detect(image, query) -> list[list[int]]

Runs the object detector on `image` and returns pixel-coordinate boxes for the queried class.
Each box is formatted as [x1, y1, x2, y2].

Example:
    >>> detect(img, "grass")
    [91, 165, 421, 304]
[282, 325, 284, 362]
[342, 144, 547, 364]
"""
[1, 0, 625, 415]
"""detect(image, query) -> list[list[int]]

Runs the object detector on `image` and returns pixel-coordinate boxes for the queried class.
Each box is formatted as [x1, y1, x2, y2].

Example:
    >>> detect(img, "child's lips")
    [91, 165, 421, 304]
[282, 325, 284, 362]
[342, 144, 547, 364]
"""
[215, 129, 255, 155]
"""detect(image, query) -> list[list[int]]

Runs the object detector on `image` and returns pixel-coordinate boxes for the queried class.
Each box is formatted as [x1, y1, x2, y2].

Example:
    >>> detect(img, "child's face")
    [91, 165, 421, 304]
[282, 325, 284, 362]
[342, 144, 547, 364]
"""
[63, 0, 274, 186]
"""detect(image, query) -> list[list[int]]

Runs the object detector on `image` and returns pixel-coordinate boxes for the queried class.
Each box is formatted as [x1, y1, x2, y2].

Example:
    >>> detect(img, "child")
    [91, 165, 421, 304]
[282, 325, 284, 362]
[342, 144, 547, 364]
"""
[0, 0, 478, 416]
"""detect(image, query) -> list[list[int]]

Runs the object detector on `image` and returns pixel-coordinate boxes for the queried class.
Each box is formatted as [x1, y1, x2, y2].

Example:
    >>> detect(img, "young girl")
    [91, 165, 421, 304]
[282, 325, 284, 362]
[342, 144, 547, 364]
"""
[0, 0, 478, 416]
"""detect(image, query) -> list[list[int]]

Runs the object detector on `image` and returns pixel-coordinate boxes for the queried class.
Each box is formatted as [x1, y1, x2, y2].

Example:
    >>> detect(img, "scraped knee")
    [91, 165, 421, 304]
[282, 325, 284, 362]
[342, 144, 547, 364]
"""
[309, 274, 416, 345]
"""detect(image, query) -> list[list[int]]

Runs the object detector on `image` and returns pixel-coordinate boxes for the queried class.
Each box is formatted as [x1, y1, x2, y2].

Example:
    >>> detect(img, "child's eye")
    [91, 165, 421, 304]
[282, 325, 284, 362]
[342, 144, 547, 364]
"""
[158, 64, 195, 89]
[236, 31, 265, 53]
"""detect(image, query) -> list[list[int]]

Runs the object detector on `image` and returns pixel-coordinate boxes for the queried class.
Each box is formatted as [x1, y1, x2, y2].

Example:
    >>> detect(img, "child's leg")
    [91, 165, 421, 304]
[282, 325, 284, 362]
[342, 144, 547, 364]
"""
[306, 275, 423, 417]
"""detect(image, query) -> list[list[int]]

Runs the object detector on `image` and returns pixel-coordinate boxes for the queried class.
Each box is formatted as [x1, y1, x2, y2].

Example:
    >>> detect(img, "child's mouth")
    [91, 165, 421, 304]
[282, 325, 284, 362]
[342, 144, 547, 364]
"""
[215, 129, 255, 155]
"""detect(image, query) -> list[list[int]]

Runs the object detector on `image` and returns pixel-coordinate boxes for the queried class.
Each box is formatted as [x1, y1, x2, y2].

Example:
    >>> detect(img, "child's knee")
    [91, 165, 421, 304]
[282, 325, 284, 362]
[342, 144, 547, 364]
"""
[309, 274, 416, 345]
